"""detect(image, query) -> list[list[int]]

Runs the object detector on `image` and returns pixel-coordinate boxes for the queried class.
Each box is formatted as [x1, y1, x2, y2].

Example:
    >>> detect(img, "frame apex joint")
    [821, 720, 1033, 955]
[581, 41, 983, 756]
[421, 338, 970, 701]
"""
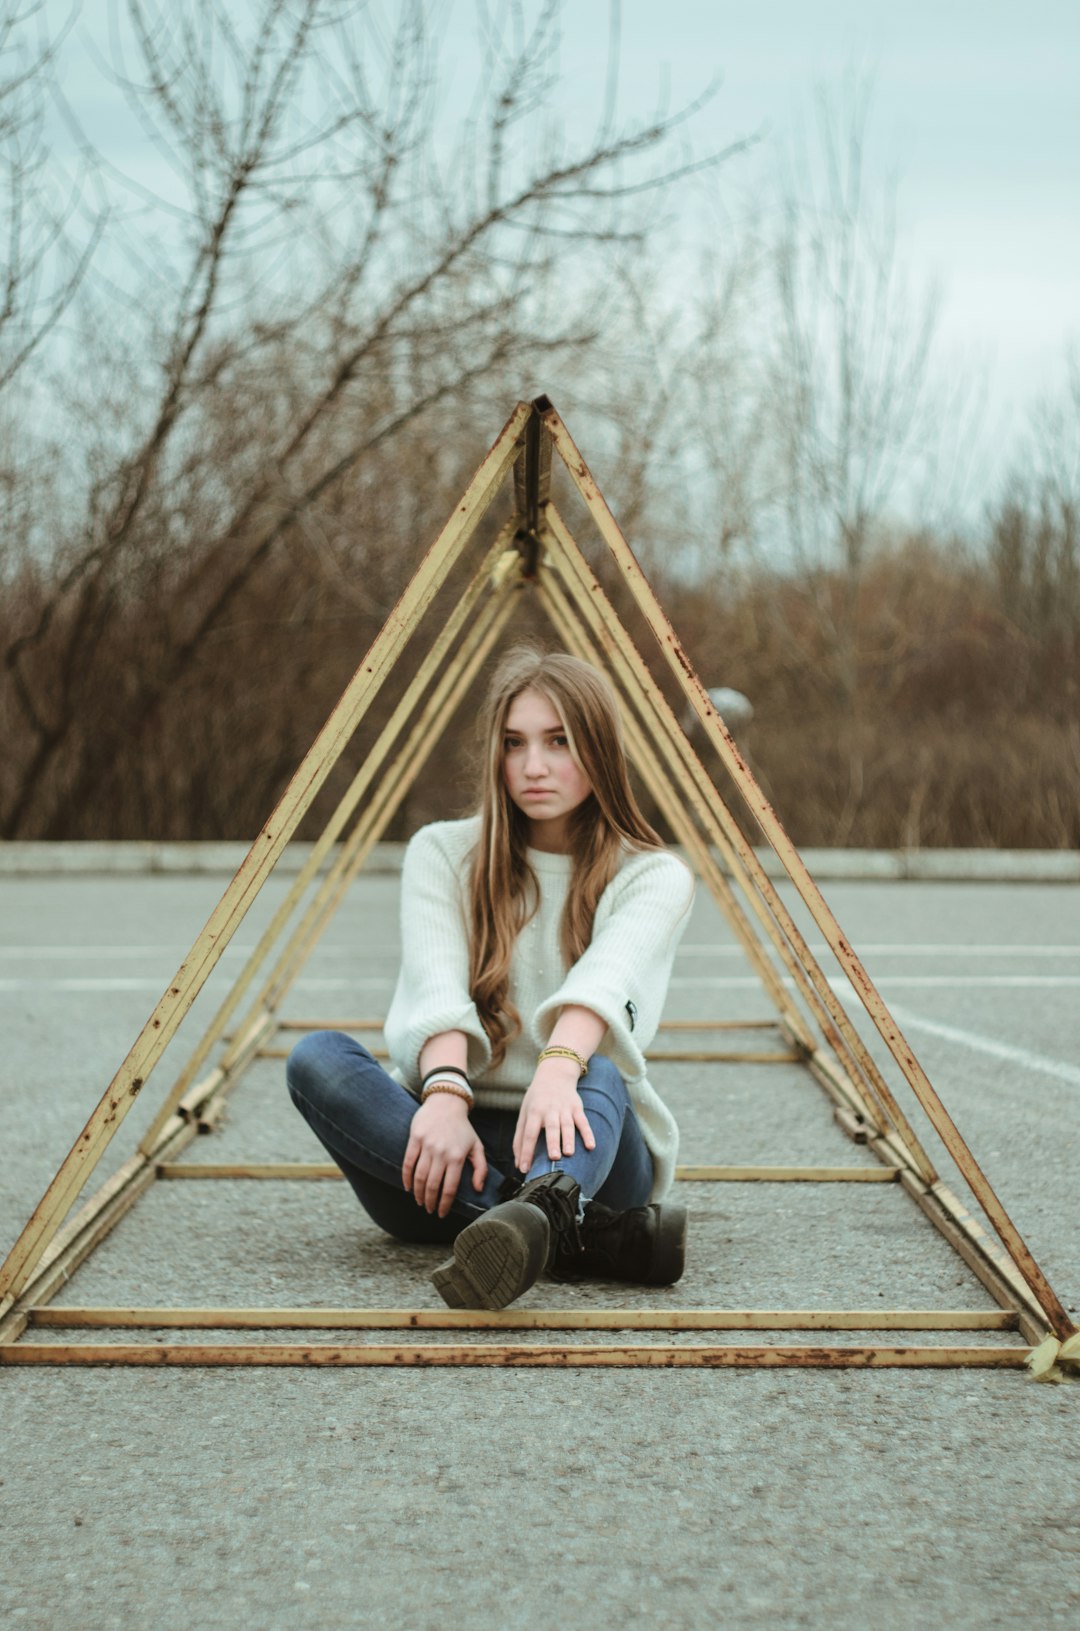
[513, 401, 553, 578]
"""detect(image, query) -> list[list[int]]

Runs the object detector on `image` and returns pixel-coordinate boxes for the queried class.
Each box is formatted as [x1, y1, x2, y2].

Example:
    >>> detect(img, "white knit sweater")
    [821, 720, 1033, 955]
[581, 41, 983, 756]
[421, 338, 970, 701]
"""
[384, 816, 694, 1199]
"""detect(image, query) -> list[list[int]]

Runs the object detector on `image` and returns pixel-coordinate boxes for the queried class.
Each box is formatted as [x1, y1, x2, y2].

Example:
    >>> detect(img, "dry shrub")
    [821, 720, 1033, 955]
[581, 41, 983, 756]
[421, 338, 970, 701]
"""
[660, 525, 1080, 848]
[4, 503, 1078, 846]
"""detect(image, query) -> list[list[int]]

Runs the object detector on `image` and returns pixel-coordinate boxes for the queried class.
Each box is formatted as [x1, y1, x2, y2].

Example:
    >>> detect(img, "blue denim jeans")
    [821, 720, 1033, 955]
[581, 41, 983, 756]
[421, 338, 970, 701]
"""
[285, 1030, 654, 1244]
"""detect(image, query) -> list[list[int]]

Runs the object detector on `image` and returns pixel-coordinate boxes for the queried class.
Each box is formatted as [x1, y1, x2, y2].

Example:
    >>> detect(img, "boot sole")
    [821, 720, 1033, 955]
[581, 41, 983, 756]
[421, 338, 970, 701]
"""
[650, 1203, 689, 1286]
[432, 1208, 549, 1310]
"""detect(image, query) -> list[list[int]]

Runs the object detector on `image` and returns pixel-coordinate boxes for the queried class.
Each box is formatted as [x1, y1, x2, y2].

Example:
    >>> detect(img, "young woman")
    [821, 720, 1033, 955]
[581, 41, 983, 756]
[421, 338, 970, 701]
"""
[286, 647, 694, 1308]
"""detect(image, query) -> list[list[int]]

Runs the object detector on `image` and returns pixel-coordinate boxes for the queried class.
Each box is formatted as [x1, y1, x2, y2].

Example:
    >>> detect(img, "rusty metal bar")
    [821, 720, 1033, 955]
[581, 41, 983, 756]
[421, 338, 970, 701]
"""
[275, 1019, 386, 1032]
[647, 1049, 800, 1062]
[252, 1044, 800, 1063]
[804, 1042, 1048, 1344]
[0, 1066, 238, 1349]
[139, 525, 521, 1156]
[156, 1162, 344, 1179]
[220, 551, 518, 1062]
[538, 570, 808, 1037]
[0, 401, 531, 1314]
[899, 1174, 1055, 1346]
[1, 1343, 1031, 1368]
[675, 1165, 898, 1182]
[247, 552, 521, 1018]
[663, 1021, 780, 1032]
[542, 399, 1075, 1341]
[544, 519, 895, 1132]
[151, 1160, 898, 1184]
[174, 564, 517, 1140]
[153, 1009, 274, 1152]
[269, 1018, 782, 1034]
[29, 1307, 1016, 1331]
[512, 406, 551, 578]
[0, 1161, 155, 1349]
[543, 506, 936, 1175]
[253, 565, 521, 1023]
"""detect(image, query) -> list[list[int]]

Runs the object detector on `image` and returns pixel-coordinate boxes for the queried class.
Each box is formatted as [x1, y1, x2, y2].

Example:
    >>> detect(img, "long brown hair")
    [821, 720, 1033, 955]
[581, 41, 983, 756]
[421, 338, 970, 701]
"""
[468, 647, 663, 1068]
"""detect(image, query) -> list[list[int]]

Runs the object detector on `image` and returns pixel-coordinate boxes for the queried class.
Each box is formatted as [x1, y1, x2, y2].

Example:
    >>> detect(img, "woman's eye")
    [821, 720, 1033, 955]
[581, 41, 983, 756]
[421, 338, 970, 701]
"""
[552, 734, 568, 747]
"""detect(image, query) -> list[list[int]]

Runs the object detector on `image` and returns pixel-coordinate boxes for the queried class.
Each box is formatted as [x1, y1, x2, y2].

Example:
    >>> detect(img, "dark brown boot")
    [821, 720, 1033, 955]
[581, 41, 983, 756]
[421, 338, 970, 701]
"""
[550, 1198, 688, 1286]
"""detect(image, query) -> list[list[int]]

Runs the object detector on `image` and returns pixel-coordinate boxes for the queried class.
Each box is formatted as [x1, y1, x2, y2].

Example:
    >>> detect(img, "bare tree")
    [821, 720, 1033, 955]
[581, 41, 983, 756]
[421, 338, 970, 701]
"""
[0, 0, 104, 397]
[760, 75, 953, 837]
[615, 227, 770, 580]
[988, 353, 1080, 716]
[1, 0, 731, 838]
[769, 77, 941, 570]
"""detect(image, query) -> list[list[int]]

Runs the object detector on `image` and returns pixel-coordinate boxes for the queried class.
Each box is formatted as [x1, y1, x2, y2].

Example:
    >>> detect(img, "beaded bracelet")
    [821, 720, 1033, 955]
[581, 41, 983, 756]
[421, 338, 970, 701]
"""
[419, 1064, 473, 1106]
[537, 1044, 588, 1078]
[421, 1079, 474, 1107]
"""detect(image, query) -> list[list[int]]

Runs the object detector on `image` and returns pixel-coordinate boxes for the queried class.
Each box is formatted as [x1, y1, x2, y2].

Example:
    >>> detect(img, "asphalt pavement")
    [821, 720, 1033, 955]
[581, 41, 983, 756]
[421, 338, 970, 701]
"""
[1, 867, 1078, 1630]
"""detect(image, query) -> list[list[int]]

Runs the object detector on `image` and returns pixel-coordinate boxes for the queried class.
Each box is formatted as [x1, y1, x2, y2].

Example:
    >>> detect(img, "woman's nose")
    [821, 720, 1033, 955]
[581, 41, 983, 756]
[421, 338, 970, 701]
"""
[524, 743, 546, 775]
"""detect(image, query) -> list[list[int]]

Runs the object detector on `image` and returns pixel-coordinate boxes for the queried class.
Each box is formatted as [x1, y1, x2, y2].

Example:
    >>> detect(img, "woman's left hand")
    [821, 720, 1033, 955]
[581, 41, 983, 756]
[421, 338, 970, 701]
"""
[513, 1057, 596, 1173]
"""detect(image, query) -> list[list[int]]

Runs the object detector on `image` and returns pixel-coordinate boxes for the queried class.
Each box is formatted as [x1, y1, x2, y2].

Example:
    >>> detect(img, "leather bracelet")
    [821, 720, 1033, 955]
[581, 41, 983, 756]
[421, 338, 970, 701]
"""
[420, 1080, 474, 1107]
[537, 1045, 588, 1078]
[421, 1064, 470, 1087]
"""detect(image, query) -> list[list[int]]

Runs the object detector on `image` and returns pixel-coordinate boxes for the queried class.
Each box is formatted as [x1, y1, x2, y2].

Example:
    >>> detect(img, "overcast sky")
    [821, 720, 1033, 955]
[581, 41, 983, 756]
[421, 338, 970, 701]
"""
[502, 0, 1080, 438]
[45, 1, 1080, 452]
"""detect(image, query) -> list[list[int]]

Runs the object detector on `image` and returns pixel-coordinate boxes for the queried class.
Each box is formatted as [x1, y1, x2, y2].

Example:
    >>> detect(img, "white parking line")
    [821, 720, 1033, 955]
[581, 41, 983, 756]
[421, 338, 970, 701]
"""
[2, 941, 1079, 960]
[668, 975, 1080, 989]
[0, 944, 258, 958]
[0, 975, 417, 991]
[4, 974, 1080, 994]
[676, 944, 1080, 959]
[890, 1005, 1080, 1090]
[837, 975, 1080, 988]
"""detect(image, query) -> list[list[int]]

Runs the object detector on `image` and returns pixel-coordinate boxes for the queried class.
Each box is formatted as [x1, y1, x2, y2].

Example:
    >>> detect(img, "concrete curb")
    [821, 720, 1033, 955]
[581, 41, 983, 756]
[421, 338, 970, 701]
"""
[1, 840, 1078, 882]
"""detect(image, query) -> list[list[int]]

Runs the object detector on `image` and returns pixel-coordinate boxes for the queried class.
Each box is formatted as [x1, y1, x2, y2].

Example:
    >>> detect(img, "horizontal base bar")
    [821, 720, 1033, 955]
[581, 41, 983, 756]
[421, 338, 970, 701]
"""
[155, 1162, 900, 1183]
[677, 1166, 897, 1182]
[272, 1019, 781, 1034]
[648, 1051, 801, 1064]
[28, 1307, 1018, 1331]
[256, 1047, 797, 1064]
[157, 1162, 342, 1180]
[1, 1343, 1032, 1368]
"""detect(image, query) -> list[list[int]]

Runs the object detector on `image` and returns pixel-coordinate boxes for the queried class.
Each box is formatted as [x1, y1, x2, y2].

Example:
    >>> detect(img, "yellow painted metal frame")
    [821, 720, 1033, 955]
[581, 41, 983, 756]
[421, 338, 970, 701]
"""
[0, 396, 1073, 1371]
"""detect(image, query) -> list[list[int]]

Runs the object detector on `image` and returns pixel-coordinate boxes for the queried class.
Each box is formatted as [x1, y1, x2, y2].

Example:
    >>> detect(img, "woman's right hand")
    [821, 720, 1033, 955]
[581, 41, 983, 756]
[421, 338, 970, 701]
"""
[402, 1094, 488, 1218]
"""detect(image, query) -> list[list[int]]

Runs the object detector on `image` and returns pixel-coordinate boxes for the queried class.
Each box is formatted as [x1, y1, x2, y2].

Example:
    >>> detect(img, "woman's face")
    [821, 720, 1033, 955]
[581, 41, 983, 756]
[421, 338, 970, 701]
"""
[501, 687, 593, 851]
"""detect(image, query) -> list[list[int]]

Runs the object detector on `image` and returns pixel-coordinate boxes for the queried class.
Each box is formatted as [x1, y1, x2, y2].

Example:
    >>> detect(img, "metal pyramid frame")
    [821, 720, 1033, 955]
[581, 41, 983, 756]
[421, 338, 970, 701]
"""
[2, 397, 1076, 1374]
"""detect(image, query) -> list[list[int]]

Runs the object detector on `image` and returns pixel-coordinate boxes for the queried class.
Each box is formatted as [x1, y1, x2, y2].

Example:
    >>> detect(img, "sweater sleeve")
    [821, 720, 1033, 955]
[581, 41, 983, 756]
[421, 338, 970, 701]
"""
[383, 823, 493, 1086]
[530, 850, 694, 1078]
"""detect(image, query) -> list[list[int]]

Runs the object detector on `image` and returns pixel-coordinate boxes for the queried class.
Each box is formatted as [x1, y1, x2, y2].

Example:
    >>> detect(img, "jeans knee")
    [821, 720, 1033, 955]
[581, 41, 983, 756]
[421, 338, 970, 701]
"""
[285, 1034, 315, 1105]
[582, 1053, 627, 1104]
[285, 1029, 349, 1105]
